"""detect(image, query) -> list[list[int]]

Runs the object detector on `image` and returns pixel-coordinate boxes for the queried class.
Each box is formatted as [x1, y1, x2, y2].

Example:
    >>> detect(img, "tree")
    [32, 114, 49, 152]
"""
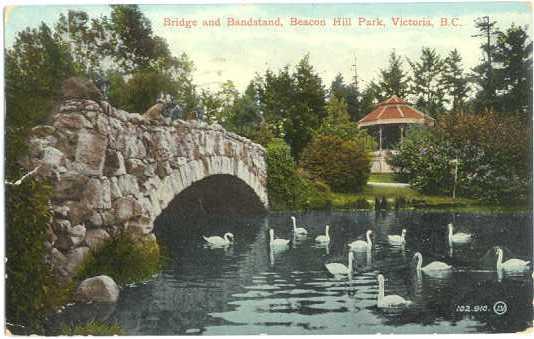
[325, 95, 351, 125]
[443, 49, 470, 113]
[55, 11, 109, 77]
[224, 81, 263, 138]
[359, 82, 382, 118]
[257, 66, 294, 133]
[494, 24, 533, 117]
[377, 50, 409, 99]
[106, 5, 163, 71]
[5, 23, 76, 177]
[256, 55, 326, 158]
[288, 54, 327, 157]
[329, 73, 361, 121]
[472, 16, 500, 112]
[408, 47, 447, 117]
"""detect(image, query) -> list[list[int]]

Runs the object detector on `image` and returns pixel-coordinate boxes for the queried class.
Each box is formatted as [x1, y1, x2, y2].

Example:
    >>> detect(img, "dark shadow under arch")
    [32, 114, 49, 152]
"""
[155, 174, 267, 222]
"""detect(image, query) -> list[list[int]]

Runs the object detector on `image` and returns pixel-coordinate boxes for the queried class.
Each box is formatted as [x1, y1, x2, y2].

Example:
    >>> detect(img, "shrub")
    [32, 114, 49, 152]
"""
[76, 232, 161, 286]
[265, 138, 331, 210]
[390, 112, 531, 203]
[388, 127, 455, 194]
[300, 134, 372, 193]
[5, 179, 68, 334]
[61, 321, 124, 336]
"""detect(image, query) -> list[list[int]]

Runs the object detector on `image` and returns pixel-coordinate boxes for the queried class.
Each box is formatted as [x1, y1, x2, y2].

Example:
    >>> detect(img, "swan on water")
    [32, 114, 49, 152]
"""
[413, 252, 452, 277]
[388, 229, 407, 246]
[448, 223, 472, 245]
[496, 246, 530, 274]
[269, 229, 290, 248]
[202, 232, 234, 246]
[325, 251, 354, 276]
[315, 225, 330, 244]
[291, 216, 308, 236]
[349, 230, 373, 251]
[377, 274, 412, 308]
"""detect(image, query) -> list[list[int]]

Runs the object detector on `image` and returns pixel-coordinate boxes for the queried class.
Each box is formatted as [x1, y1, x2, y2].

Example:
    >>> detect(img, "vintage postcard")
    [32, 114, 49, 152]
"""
[3, 0, 533, 336]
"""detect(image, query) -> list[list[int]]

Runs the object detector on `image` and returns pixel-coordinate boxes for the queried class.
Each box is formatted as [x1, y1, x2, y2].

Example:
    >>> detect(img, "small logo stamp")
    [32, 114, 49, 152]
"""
[493, 301, 508, 315]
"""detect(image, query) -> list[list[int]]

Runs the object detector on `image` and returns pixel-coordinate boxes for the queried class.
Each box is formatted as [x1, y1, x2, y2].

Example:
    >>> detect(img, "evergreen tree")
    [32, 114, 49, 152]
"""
[378, 50, 409, 99]
[359, 81, 382, 117]
[472, 16, 500, 112]
[227, 81, 263, 135]
[408, 47, 447, 117]
[443, 49, 470, 113]
[494, 24, 533, 117]
[289, 54, 327, 158]
[257, 66, 295, 137]
[329, 73, 361, 121]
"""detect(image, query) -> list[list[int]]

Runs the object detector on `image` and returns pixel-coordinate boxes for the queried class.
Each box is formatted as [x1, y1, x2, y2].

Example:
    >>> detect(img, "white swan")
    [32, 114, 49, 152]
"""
[269, 229, 290, 248]
[448, 223, 472, 245]
[388, 229, 407, 246]
[377, 274, 412, 308]
[413, 252, 452, 277]
[315, 225, 330, 244]
[496, 247, 530, 274]
[203, 232, 234, 246]
[349, 230, 373, 251]
[291, 216, 308, 236]
[325, 251, 354, 276]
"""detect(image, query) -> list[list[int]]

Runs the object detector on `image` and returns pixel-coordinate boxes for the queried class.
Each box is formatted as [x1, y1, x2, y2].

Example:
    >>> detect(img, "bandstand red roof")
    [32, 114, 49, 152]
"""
[357, 95, 435, 127]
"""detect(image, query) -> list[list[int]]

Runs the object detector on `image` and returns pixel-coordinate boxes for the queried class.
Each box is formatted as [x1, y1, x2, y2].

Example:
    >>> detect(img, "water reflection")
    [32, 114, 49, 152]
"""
[53, 211, 532, 335]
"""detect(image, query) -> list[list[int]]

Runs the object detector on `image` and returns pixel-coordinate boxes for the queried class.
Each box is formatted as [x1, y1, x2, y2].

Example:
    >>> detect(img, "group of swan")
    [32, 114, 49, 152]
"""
[202, 218, 531, 309]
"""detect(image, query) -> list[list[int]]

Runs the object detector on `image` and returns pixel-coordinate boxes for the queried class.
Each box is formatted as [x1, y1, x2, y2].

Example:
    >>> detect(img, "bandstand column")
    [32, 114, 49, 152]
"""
[379, 125, 383, 152]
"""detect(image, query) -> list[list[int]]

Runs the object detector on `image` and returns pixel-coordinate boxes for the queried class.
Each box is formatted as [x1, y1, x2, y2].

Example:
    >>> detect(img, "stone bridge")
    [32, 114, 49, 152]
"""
[27, 99, 268, 279]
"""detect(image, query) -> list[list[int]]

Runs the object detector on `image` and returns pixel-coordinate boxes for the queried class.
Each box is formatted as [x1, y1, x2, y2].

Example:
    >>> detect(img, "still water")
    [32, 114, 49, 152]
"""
[55, 211, 533, 334]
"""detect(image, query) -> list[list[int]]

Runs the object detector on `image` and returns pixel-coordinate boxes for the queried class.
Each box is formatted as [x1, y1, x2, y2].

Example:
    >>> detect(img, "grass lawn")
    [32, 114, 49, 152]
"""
[330, 184, 484, 210]
[368, 173, 403, 183]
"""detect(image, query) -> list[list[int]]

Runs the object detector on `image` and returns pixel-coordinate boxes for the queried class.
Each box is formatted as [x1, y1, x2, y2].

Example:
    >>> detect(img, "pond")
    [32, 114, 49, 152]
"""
[53, 210, 533, 335]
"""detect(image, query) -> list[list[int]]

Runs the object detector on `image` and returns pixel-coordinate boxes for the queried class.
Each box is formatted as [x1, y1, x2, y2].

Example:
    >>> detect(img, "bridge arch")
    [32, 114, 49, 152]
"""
[27, 98, 268, 279]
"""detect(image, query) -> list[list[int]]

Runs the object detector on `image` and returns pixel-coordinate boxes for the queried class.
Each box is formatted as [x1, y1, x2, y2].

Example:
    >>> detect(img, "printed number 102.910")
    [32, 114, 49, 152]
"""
[456, 305, 489, 313]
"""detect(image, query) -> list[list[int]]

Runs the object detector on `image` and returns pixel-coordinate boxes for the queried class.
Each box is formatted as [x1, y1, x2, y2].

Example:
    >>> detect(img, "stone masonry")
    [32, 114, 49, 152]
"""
[27, 99, 268, 280]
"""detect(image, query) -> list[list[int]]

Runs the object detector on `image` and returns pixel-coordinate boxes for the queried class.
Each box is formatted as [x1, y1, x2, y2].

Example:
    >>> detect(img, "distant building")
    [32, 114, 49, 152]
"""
[358, 96, 435, 173]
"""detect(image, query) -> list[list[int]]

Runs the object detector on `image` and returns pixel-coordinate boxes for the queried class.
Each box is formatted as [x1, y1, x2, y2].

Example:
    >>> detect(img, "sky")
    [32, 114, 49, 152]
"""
[4, 2, 533, 92]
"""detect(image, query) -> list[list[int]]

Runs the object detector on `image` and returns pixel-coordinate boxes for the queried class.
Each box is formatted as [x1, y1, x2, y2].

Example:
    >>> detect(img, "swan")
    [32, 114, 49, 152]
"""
[269, 229, 290, 248]
[377, 274, 412, 308]
[496, 247, 530, 274]
[413, 252, 452, 277]
[291, 216, 308, 236]
[388, 229, 407, 246]
[448, 223, 472, 245]
[325, 251, 354, 276]
[203, 232, 234, 246]
[315, 225, 330, 244]
[349, 230, 373, 251]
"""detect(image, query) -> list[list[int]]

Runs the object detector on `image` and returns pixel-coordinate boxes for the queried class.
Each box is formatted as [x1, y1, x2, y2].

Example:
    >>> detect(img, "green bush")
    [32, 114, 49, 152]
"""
[388, 127, 455, 194]
[61, 321, 124, 336]
[5, 179, 71, 334]
[76, 232, 161, 286]
[265, 138, 331, 210]
[300, 134, 372, 193]
[389, 112, 531, 203]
